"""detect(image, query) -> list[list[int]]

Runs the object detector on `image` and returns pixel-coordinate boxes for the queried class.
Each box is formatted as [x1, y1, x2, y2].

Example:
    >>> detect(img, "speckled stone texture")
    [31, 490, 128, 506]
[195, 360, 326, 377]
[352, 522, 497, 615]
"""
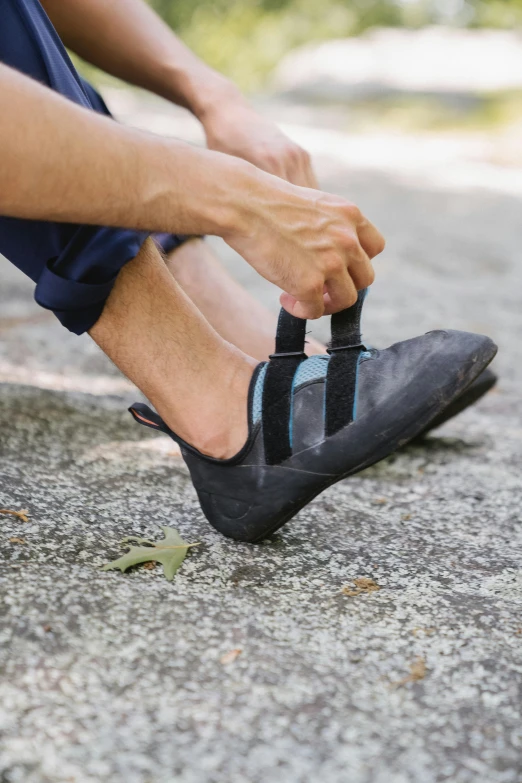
[1, 109, 521, 783]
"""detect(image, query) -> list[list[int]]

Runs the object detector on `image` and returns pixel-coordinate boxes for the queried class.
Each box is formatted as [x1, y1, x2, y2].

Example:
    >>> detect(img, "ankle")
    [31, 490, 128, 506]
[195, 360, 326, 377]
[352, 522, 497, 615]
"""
[157, 351, 257, 460]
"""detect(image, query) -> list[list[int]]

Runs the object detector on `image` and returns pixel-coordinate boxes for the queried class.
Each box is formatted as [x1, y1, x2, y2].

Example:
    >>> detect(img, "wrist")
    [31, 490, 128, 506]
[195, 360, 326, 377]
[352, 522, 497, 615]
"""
[191, 78, 248, 124]
[203, 153, 265, 238]
[156, 141, 265, 239]
[161, 60, 245, 121]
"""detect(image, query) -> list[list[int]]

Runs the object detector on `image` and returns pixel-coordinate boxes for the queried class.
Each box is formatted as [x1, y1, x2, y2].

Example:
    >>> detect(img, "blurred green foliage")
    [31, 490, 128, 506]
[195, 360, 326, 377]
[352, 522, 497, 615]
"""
[148, 0, 522, 90]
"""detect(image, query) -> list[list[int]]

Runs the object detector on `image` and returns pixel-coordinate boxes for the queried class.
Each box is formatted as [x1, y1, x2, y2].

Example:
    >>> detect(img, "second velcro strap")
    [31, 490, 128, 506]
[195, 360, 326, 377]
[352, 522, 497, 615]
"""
[325, 289, 367, 436]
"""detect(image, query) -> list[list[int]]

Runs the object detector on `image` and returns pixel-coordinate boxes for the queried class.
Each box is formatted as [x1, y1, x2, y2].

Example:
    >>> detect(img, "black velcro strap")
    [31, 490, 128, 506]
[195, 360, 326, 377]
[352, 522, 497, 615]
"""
[262, 308, 307, 465]
[325, 289, 367, 437]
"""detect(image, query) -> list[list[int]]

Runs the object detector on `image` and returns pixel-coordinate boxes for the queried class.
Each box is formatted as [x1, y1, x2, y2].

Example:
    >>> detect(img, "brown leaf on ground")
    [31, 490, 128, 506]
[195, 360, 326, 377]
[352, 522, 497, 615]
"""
[411, 627, 436, 637]
[9, 537, 27, 545]
[342, 577, 380, 597]
[1, 509, 29, 523]
[142, 561, 157, 570]
[401, 513, 412, 521]
[373, 497, 388, 505]
[393, 657, 427, 688]
[220, 648, 242, 665]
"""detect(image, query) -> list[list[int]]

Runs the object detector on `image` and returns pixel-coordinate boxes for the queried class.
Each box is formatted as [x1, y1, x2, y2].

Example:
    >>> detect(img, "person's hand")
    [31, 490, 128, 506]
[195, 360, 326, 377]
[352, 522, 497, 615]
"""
[202, 97, 318, 188]
[221, 166, 385, 320]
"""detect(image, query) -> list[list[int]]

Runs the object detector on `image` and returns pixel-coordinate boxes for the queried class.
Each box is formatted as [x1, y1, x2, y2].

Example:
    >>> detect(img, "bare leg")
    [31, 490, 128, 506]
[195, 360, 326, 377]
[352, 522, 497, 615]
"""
[89, 238, 257, 459]
[164, 238, 327, 361]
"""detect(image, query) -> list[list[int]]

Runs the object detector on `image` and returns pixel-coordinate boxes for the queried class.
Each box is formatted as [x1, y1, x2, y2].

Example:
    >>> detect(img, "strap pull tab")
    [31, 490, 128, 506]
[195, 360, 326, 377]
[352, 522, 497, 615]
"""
[325, 289, 367, 436]
[129, 403, 167, 432]
[262, 308, 307, 465]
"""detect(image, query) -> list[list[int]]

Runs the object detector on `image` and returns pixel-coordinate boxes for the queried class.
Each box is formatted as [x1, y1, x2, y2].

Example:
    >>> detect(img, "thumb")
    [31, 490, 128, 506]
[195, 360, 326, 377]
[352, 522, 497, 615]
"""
[279, 291, 325, 320]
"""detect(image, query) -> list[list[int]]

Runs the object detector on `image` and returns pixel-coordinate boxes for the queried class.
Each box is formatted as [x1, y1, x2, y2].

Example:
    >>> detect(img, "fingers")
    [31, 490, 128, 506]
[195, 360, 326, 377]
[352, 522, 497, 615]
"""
[262, 143, 319, 189]
[285, 148, 319, 189]
[356, 215, 386, 259]
[347, 245, 375, 291]
[323, 268, 358, 314]
[322, 239, 373, 315]
[280, 290, 325, 320]
[280, 238, 374, 320]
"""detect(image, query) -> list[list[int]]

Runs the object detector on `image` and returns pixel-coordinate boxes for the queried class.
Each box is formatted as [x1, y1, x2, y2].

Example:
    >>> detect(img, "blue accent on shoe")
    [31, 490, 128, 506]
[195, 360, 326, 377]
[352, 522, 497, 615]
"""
[294, 354, 329, 386]
[252, 351, 372, 426]
[352, 353, 363, 420]
[252, 363, 268, 424]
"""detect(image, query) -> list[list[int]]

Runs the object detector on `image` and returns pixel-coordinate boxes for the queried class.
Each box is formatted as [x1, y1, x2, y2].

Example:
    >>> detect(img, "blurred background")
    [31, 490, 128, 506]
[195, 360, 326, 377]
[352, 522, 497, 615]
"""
[92, 0, 522, 96]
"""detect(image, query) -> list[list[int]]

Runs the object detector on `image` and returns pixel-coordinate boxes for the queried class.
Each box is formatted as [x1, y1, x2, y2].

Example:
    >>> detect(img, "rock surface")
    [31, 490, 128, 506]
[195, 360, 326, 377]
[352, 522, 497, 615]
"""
[0, 96, 521, 783]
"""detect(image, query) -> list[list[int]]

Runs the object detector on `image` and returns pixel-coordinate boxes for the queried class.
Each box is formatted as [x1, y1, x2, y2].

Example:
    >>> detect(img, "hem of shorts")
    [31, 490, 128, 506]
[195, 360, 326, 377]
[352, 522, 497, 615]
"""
[34, 233, 150, 335]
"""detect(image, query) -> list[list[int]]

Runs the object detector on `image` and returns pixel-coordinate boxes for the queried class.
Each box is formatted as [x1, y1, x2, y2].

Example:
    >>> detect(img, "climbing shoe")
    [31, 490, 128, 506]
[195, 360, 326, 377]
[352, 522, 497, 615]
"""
[130, 292, 497, 542]
[416, 366, 497, 437]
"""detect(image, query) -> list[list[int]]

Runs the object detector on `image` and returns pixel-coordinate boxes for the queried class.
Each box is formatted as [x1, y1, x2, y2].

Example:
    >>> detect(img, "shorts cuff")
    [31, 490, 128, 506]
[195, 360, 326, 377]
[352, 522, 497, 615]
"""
[35, 260, 118, 335]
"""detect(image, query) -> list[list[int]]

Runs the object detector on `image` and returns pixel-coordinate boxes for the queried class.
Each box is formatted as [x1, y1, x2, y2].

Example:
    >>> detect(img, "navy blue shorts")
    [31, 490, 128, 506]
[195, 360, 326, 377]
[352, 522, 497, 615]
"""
[0, 0, 188, 334]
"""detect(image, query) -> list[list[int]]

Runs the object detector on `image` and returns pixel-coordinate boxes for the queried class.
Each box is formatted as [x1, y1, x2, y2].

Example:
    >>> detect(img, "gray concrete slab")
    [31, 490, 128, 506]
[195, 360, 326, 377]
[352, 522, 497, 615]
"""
[0, 110, 521, 783]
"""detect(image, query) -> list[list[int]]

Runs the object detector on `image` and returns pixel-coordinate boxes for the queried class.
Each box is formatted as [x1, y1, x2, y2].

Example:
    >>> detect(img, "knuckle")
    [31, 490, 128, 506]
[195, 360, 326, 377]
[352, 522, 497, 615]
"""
[338, 231, 359, 253]
[342, 202, 362, 223]
[324, 254, 344, 277]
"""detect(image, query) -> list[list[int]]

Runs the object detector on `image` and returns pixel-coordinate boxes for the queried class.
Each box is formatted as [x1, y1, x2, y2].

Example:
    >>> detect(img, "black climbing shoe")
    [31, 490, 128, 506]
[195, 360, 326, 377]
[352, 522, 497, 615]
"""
[130, 292, 497, 543]
[416, 366, 497, 437]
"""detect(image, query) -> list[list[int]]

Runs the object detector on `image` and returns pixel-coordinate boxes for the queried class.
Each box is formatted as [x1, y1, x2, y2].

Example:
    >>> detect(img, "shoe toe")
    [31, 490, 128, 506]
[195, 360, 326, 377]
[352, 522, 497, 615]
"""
[356, 329, 497, 423]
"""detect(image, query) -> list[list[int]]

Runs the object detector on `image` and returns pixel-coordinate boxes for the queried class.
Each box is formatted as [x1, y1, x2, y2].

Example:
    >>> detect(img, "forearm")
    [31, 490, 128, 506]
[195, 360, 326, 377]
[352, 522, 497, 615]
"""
[40, 0, 241, 118]
[0, 65, 254, 235]
[0, 68, 384, 321]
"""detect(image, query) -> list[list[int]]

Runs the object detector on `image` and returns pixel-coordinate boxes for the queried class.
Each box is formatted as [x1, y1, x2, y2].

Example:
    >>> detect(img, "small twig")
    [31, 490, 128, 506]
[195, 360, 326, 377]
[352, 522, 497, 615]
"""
[0, 509, 29, 523]
[391, 657, 427, 688]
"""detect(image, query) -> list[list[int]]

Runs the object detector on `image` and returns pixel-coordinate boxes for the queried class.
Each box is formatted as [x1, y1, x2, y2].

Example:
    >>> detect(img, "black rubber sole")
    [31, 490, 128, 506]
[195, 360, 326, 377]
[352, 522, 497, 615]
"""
[247, 343, 498, 543]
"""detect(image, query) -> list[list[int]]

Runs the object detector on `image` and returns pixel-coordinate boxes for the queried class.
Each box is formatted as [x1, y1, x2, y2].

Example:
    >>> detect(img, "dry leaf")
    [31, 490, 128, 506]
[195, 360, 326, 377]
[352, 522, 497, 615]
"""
[142, 561, 157, 570]
[9, 537, 27, 545]
[1, 509, 29, 523]
[102, 526, 199, 581]
[373, 498, 388, 505]
[220, 648, 242, 665]
[401, 513, 412, 521]
[342, 577, 380, 597]
[411, 627, 436, 637]
[393, 657, 427, 688]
